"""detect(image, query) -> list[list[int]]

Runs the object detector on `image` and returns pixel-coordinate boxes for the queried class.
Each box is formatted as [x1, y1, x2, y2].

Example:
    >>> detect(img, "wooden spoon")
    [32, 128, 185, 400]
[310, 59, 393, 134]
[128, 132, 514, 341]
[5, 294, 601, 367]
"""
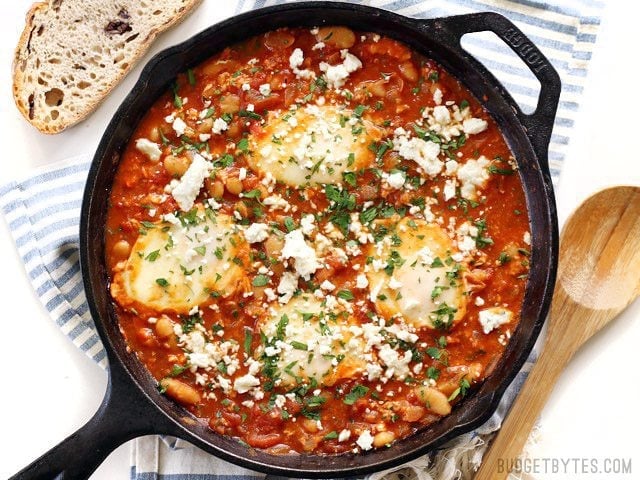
[475, 186, 640, 480]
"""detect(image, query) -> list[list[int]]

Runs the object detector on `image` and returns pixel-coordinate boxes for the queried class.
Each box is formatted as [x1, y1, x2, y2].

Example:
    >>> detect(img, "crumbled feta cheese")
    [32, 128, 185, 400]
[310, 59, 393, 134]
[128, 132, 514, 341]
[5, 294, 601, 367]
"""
[478, 307, 513, 334]
[385, 171, 405, 189]
[207, 198, 222, 210]
[169, 154, 211, 211]
[433, 88, 443, 105]
[445, 159, 459, 175]
[320, 280, 335, 291]
[277, 271, 299, 304]
[162, 212, 180, 225]
[238, 167, 247, 181]
[524, 231, 531, 245]
[356, 273, 369, 289]
[212, 118, 228, 135]
[172, 117, 187, 136]
[366, 362, 383, 381]
[319, 50, 362, 89]
[217, 375, 232, 393]
[356, 430, 374, 451]
[433, 105, 451, 125]
[244, 223, 270, 243]
[416, 246, 434, 266]
[443, 178, 457, 201]
[263, 194, 289, 211]
[386, 323, 418, 343]
[393, 131, 443, 177]
[300, 214, 316, 235]
[281, 229, 320, 280]
[388, 277, 402, 290]
[338, 429, 351, 442]
[233, 374, 261, 393]
[241, 83, 250, 91]
[462, 117, 488, 135]
[289, 48, 315, 79]
[324, 294, 338, 309]
[289, 47, 304, 69]
[342, 50, 362, 72]
[259, 83, 271, 96]
[475, 296, 485, 306]
[312, 42, 325, 50]
[458, 235, 476, 253]
[135, 138, 162, 162]
[378, 344, 413, 379]
[457, 156, 490, 199]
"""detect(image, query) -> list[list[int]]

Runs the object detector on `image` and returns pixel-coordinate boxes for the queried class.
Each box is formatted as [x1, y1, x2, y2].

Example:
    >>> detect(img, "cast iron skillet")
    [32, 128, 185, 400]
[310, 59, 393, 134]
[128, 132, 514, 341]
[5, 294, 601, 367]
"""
[12, 3, 560, 479]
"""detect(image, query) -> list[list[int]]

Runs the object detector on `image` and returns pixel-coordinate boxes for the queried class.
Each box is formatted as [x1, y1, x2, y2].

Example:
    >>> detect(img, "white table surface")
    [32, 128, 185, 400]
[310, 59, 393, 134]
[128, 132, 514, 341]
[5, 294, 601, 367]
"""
[1, 2, 639, 479]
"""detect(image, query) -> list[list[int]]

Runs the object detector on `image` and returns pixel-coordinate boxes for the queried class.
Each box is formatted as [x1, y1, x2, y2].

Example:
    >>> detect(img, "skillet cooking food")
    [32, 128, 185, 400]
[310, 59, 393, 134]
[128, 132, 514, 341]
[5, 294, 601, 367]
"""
[105, 26, 532, 454]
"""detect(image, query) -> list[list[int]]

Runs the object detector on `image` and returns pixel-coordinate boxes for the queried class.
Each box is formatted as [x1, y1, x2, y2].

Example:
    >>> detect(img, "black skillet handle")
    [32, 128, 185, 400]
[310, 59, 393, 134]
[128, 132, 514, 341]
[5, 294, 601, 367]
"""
[422, 12, 561, 176]
[9, 360, 174, 480]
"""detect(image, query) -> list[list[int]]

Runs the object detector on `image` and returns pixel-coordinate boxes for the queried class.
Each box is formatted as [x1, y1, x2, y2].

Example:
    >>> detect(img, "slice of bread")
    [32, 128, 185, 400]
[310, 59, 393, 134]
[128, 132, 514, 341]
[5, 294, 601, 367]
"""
[13, 0, 203, 134]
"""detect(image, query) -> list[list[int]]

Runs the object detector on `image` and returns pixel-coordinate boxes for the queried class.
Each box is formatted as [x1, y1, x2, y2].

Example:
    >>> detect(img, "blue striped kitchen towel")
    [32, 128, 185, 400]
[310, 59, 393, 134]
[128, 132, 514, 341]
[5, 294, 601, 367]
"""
[0, 1, 603, 479]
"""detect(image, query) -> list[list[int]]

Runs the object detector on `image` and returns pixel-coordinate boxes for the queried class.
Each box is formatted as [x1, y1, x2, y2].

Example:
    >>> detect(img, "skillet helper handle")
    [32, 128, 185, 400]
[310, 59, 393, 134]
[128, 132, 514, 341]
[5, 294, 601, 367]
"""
[428, 12, 561, 174]
[10, 363, 164, 480]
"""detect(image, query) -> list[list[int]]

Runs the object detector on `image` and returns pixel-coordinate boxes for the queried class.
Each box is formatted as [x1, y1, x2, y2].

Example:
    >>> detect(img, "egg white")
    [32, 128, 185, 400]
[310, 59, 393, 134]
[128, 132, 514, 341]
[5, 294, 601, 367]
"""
[258, 296, 366, 387]
[365, 218, 467, 329]
[247, 104, 381, 187]
[111, 209, 248, 314]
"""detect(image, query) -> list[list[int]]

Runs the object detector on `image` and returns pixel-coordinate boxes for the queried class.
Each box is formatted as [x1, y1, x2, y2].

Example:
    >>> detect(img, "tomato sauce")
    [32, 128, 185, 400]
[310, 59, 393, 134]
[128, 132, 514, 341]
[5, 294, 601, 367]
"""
[105, 26, 530, 454]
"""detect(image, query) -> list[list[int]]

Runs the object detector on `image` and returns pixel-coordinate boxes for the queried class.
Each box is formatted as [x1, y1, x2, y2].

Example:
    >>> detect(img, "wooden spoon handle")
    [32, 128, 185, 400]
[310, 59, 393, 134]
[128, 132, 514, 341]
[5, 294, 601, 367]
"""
[474, 343, 571, 480]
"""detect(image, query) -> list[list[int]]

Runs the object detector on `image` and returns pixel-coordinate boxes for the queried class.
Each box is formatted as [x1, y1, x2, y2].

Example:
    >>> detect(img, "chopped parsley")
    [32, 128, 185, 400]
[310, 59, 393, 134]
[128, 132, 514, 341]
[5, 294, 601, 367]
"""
[187, 69, 196, 86]
[243, 188, 262, 199]
[171, 82, 182, 108]
[448, 377, 471, 401]
[290, 341, 308, 351]
[498, 252, 511, 265]
[342, 171, 357, 187]
[336, 289, 354, 301]
[237, 137, 249, 152]
[252, 275, 270, 287]
[283, 216, 297, 232]
[343, 384, 369, 405]
[488, 164, 514, 175]
[145, 250, 160, 262]
[168, 363, 189, 377]
[384, 250, 405, 276]
[426, 366, 441, 380]
[430, 303, 457, 330]
[243, 329, 253, 354]
[238, 109, 262, 120]
[353, 104, 367, 118]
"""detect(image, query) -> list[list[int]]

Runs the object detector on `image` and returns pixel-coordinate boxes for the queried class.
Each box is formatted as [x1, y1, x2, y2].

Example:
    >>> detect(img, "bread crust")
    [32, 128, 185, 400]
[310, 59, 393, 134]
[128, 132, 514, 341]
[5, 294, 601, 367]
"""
[12, 0, 204, 134]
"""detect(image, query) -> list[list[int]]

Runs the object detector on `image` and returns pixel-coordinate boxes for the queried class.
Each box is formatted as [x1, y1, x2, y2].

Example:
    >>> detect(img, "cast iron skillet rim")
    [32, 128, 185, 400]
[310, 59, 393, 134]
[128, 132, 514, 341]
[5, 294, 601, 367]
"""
[79, 2, 559, 477]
